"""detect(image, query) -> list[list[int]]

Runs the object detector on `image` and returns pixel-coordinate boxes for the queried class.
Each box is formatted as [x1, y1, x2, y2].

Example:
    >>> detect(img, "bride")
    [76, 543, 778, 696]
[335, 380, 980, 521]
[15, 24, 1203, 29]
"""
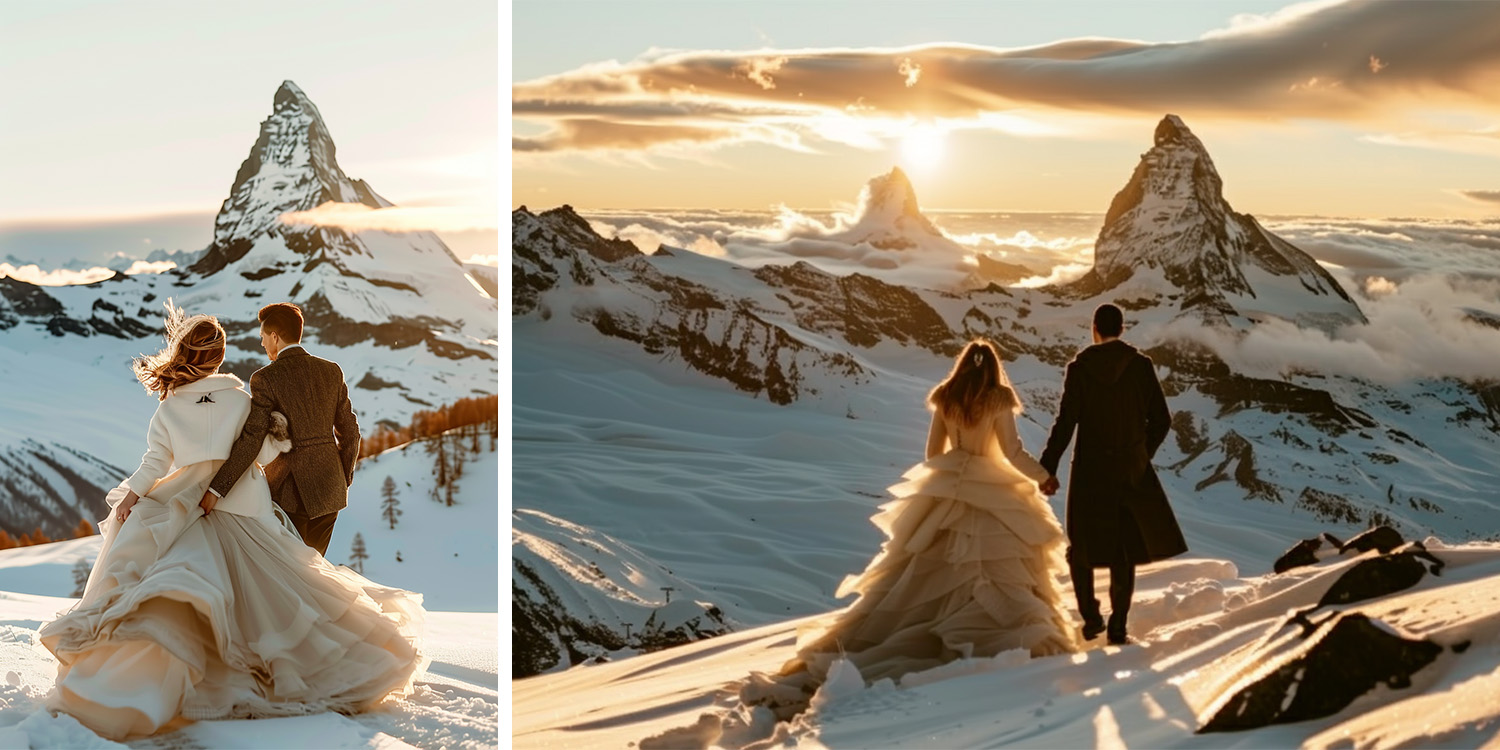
[37, 304, 425, 740]
[752, 339, 1077, 716]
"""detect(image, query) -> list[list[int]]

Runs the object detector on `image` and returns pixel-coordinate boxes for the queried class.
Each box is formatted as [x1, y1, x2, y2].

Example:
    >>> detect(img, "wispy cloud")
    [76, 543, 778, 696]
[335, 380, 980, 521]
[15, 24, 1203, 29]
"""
[514, 0, 1500, 155]
[279, 202, 499, 233]
[1456, 190, 1500, 206]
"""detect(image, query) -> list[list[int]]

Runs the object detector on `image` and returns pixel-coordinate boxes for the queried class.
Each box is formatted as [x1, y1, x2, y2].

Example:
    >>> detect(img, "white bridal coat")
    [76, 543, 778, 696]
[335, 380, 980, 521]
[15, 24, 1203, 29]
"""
[124, 373, 286, 520]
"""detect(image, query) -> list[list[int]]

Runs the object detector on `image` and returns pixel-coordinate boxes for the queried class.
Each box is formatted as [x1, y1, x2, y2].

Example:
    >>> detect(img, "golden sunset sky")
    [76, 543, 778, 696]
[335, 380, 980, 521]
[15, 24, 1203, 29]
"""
[512, 0, 1500, 218]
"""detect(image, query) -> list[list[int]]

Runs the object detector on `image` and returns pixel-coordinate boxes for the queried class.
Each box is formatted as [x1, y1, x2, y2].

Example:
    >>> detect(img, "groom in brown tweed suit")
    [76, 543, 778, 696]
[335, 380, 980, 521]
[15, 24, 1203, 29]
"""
[202, 302, 361, 555]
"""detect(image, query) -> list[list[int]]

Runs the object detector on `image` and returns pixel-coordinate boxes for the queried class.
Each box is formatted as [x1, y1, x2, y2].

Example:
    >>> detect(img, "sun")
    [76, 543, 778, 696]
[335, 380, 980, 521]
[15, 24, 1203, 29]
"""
[899, 126, 947, 170]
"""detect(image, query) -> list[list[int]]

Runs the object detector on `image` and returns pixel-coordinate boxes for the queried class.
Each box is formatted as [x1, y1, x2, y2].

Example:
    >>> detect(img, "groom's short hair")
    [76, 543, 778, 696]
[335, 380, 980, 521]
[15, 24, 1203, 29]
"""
[1093, 304, 1124, 338]
[259, 303, 304, 343]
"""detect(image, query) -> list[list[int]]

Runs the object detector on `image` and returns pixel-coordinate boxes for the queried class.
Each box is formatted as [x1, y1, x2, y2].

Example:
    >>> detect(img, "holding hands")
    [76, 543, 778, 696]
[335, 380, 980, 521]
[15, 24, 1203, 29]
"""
[1039, 476, 1060, 496]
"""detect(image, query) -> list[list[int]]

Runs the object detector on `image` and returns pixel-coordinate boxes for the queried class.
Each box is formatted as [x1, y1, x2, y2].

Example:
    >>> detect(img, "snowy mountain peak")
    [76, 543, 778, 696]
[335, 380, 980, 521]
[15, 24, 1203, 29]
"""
[831, 167, 946, 251]
[1085, 115, 1364, 330]
[192, 81, 409, 276]
[1154, 113, 1199, 148]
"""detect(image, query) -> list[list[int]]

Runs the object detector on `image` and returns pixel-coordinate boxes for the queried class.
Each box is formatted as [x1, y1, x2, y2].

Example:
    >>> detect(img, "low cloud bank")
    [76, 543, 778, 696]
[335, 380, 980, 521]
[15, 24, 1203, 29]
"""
[1151, 272, 1500, 383]
[0, 260, 177, 286]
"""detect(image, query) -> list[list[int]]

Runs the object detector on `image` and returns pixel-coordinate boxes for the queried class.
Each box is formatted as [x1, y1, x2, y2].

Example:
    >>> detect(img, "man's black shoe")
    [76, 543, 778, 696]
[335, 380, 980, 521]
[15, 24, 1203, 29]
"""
[1107, 613, 1129, 645]
[1081, 616, 1106, 641]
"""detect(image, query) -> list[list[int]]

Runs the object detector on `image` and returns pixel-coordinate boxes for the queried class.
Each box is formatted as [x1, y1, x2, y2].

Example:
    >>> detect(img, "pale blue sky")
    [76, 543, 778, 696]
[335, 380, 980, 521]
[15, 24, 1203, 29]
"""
[0, 0, 498, 264]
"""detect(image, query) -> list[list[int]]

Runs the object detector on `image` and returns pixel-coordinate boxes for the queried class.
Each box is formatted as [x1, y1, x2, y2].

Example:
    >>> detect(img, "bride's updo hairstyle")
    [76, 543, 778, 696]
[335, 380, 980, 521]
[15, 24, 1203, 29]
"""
[132, 302, 227, 401]
[927, 339, 1021, 425]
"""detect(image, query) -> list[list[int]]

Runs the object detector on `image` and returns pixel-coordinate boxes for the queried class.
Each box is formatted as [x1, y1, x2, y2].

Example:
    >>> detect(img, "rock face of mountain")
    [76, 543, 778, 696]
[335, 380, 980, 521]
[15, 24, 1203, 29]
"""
[184, 81, 493, 361]
[512, 205, 870, 405]
[1079, 115, 1365, 330]
[512, 509, 733, 678]
[0, 440, 124, 539]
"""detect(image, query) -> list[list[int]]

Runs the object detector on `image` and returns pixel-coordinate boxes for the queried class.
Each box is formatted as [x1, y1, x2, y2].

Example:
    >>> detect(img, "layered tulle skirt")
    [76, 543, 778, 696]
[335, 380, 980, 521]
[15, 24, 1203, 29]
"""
[778, 449, 1077, 690]
[37, 461, 426, 740]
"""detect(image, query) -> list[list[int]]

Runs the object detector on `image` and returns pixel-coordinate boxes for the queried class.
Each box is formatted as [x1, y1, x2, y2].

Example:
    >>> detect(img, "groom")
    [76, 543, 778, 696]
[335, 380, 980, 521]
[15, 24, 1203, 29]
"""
[202, 302, 361, 556]
[1038, 303, 1187, 645]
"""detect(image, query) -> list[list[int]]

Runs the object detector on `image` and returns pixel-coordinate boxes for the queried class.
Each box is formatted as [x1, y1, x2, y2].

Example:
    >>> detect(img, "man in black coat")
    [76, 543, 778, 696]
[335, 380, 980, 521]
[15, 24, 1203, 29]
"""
[1039, 303, 1187, 645]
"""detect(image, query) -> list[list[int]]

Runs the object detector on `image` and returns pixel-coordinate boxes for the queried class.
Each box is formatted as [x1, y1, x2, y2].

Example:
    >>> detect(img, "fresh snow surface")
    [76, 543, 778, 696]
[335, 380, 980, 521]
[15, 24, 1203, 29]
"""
[514, 542, 1500, 749]
[0, 427, 499, 748]
[0, 592, 497, 750]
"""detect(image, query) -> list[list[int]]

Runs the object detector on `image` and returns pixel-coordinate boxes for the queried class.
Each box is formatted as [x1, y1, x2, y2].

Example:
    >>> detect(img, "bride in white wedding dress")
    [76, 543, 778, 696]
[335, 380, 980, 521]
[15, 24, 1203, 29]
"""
[37, 305, 424, 741]
[745, 339, 1077, 719]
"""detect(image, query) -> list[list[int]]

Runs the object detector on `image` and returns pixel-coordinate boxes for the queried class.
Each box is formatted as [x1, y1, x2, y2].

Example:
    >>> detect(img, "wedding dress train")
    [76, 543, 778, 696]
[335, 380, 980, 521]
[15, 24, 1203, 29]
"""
[746, 408, 1077, 718]
[38, 458, 425, 740]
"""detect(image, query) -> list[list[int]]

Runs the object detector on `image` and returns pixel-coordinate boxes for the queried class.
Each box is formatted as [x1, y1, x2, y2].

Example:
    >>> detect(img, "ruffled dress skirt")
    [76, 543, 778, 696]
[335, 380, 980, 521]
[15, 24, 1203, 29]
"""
[37, 461, 426, 741]
[776, 448, 1076, 691]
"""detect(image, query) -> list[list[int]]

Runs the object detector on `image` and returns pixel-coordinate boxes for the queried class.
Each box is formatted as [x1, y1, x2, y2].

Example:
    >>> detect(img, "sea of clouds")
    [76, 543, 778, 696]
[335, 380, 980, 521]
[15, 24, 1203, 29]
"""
[583, 209, 1500, 383]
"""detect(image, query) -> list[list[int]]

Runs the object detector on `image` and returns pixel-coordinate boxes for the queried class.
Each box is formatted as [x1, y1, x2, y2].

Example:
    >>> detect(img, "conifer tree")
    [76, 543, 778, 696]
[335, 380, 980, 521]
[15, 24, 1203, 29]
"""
[71, 559, 92, 597]
[432, 434, 449, 504]
[349, 533, 369, 574]
[380, 476, 402, 530]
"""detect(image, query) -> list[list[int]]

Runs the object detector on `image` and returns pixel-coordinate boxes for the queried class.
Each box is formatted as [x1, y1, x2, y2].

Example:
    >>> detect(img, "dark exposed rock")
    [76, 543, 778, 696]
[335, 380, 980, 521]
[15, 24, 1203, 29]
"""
[511, 558, 732, 679]
[1326, 526, 1405, 556]
[1297, 487, 1365, 525]
[973, 254, 1035, 285]
[1317, 544, 1443, 608]
[1198, 612, 1442, 733]
[1273, 536, 1325, 574]
[356, 372, 402, 391]
[1147, 341, 1374, 434]
[1195, 431, 1282, 502]
[755, 262, 955, 354]
[0, 277, 65, 318]
[47, 315, 91, 337]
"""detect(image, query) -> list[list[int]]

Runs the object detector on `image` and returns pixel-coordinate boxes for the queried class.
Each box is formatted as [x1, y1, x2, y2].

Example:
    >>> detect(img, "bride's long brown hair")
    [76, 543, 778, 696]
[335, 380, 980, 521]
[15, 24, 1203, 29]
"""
[927, 339, 1021, 425]
[132, 302, 227, 400]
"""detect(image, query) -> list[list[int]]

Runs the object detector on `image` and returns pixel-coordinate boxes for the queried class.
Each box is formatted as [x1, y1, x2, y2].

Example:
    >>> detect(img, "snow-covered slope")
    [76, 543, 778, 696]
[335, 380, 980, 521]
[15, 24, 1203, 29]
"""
[0, 590, 498, 750]
[0, 423, 500, 749]
[512, 508, 733, 677]
[0, 81, 498, 542]
[1077, 115, 1365, 331]
[515, 540, 1500, 749]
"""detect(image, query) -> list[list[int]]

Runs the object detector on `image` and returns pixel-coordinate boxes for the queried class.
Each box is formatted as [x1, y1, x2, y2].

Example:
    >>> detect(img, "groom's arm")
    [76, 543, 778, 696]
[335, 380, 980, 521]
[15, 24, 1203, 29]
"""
[1141, 357, 1171, 459]
[333, 378, 360, 486]
[208, 371, 275, 498]
[1039, 362, 1081, 476]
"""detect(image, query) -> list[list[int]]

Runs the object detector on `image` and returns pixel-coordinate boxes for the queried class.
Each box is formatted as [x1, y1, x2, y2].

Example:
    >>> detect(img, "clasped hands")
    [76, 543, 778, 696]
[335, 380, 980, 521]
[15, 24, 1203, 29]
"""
[115, 490, 218, 523]
[1039, 475, 1060, 495]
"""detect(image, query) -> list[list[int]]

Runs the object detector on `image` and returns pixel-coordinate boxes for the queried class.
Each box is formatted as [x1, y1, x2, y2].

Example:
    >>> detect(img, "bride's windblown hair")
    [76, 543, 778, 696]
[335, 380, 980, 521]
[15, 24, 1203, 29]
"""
[928, 339, 1021, 424]
[132, 301, 227, 400]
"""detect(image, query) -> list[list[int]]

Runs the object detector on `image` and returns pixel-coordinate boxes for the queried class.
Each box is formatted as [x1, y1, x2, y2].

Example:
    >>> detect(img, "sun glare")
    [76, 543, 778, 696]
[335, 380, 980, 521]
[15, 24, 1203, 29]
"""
[899, 126, 946, 171]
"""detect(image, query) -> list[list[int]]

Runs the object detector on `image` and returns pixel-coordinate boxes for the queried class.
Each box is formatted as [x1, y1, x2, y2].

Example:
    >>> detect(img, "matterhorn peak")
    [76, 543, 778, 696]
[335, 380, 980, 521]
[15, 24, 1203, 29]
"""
[191, 81, 402, 275]
[1153, 114, 1203, 148]
[829, 166, 947, 251]
[1084, 114, 1364, 330]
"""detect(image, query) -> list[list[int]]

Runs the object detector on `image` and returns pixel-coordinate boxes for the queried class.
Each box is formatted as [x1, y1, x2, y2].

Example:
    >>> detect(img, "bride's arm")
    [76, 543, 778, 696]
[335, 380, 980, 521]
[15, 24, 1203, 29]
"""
[124, 407, 172, 498]
[994, 410, 1050, 484]
[925, 411, 949, 459]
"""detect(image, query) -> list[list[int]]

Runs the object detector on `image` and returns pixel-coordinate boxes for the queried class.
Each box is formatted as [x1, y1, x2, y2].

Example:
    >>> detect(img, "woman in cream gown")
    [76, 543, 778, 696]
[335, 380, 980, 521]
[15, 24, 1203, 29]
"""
[748, 339, 1077, 718]
[37, 305, 424, 741]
